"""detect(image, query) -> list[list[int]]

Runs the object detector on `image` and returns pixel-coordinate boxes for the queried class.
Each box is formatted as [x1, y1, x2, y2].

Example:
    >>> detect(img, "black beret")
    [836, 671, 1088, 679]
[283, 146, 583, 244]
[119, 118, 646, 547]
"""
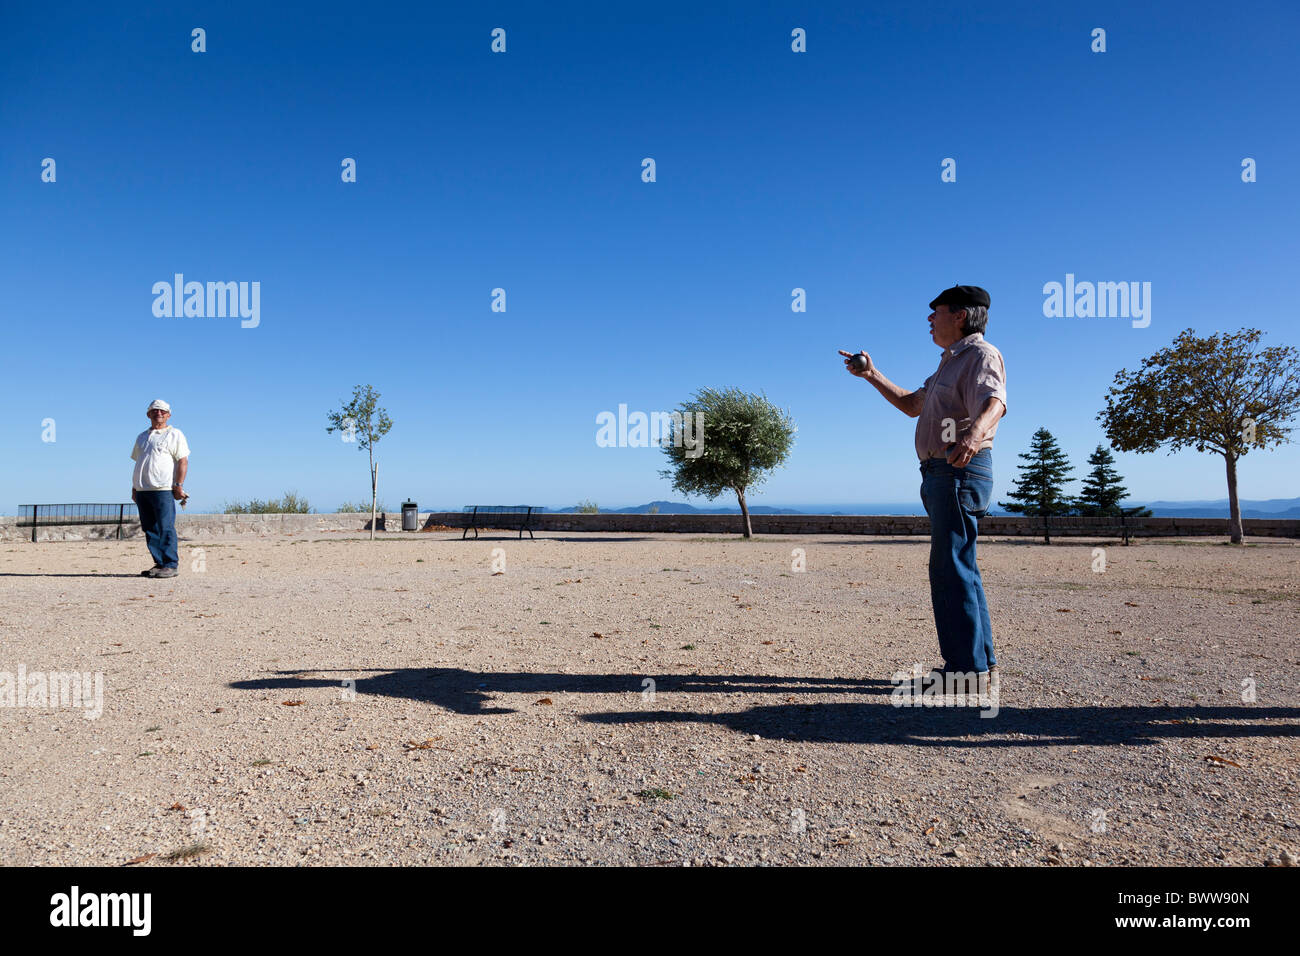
[929, 285, 990, 310]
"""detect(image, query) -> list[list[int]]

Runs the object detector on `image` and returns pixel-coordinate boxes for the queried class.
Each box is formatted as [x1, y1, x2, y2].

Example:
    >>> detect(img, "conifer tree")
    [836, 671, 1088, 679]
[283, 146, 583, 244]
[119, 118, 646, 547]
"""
[998, 427, 1075, 543]
[1075, 445, 1150, 517]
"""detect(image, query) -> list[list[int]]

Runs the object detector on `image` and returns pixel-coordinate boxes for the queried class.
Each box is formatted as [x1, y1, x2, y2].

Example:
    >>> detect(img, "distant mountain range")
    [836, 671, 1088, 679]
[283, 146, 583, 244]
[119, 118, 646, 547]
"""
[1134, 497, 1300, 519]
[548, 500, 809, 515]
[543, 497, 1300, 518]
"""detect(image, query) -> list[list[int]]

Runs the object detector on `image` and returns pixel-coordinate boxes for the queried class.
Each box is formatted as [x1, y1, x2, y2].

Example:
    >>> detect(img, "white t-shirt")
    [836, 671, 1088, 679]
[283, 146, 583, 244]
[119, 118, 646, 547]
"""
[130, 426, 191, 491]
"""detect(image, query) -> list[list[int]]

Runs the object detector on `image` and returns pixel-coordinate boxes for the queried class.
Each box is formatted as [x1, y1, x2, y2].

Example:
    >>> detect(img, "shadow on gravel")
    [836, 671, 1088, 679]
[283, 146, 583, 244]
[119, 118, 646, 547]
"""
[583, 702, 1300, 747]
[0, 572, 144, 578]
[811, 538, 1138, 547]
[229, 669, 1300, 747]
[457, 536, 662, 543]
[230, 669, 892, 715]
[534, 536, 663, 542]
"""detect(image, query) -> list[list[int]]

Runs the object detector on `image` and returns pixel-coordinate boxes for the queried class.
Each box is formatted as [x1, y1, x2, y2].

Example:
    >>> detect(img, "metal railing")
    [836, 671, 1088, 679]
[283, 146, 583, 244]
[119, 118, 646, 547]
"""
[17, 503, 138, 542]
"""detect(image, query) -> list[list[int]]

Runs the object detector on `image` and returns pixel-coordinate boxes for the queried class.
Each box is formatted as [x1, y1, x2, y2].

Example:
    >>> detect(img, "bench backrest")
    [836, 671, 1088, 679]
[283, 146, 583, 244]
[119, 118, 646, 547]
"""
[18, 503, 138, 526]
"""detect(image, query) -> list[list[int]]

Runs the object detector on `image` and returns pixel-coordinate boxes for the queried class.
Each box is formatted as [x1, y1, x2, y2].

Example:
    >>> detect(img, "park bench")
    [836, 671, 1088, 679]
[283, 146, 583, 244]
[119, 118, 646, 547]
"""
[18, 503, 139, 543]
[1036, 513, 1132, 545]
[462, 505, 543, 540]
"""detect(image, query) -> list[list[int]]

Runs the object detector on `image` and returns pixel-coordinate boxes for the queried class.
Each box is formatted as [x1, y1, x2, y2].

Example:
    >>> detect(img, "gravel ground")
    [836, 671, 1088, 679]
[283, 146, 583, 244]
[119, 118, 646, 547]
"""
[1, 531, 1297, 867]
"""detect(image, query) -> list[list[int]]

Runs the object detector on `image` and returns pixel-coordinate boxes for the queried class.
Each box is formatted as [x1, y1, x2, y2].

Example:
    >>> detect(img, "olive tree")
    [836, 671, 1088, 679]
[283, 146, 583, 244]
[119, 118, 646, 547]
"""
[660, 386, 795, 539]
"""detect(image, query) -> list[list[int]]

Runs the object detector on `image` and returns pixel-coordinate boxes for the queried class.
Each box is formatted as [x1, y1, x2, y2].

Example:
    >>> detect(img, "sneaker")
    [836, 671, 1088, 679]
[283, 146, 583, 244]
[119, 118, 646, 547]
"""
[141, 565, 162, 577]
[154, 566, 178, 578]
[987, 665, 1001, 694]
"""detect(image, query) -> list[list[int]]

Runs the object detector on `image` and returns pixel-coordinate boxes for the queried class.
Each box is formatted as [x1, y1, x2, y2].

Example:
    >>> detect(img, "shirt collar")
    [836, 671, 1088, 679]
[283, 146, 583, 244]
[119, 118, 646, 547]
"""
[945, 332, 983, 358]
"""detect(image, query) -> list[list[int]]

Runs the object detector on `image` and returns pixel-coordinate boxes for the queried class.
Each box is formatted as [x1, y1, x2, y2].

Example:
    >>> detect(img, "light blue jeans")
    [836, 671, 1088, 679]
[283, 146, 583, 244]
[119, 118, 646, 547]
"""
[919, 449, 996, 673]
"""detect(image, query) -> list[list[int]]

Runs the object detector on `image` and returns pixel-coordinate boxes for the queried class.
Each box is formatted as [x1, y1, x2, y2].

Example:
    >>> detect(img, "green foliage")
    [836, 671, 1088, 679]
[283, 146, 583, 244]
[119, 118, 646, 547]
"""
[326, 384, 394, 539]
[1074, 445, 1150, 517]
[998, 428, 1076, 518]
[636, 788, 675, 801]
[660, 386, 795, 537]
[224, 491, 312, 514]
[325, 384, 394, 452]
[1099, 328, 1300, 459]
[336, 501, 389, 513]
[1098, 328, 1300, 542]
[575, 500, 600, 514]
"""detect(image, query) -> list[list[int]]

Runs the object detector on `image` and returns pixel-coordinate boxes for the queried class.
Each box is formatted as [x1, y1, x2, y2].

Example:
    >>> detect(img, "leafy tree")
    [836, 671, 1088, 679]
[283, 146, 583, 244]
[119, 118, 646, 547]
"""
[576, 500, 600, 514]
[998, 427, 1075, 543]
[1099, 328, 1300, 544]
[660, 387, 795, 538]
[326, 385, 394, 540]
[1074, 445, 1151, 517]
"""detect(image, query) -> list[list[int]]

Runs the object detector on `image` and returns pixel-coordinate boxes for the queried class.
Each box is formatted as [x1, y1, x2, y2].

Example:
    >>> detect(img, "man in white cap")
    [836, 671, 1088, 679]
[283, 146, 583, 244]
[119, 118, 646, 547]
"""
[129, 400, 190, 578]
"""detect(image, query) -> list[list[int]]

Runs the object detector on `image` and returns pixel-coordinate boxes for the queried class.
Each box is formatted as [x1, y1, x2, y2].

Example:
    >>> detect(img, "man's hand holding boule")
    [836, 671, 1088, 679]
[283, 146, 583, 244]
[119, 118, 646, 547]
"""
[838, 349, 874, 378]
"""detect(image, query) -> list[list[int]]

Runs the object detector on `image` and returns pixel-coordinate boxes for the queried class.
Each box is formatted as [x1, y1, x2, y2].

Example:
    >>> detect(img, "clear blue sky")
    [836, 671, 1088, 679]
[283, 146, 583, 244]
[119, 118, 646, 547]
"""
[2, 0, 1296, 513]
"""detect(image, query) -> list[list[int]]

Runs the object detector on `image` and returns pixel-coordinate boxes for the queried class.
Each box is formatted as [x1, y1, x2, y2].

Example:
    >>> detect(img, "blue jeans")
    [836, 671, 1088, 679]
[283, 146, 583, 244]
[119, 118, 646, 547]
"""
[133, 490, 178, 568]
[919, 449, 996, 673]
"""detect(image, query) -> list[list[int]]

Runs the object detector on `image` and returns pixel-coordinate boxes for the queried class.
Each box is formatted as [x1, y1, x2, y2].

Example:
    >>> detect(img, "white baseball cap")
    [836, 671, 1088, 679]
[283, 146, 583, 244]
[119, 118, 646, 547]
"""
[147, 399, 171, 412]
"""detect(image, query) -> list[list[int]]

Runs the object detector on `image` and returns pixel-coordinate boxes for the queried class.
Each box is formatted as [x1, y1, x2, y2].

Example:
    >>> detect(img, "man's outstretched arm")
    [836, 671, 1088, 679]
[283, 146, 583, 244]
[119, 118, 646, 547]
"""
[839, 349, 925, 418]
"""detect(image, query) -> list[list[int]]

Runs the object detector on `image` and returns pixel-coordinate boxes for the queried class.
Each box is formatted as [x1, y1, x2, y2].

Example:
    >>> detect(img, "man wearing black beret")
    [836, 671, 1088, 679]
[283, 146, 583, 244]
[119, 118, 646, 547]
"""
[840, 285, 1007, 694]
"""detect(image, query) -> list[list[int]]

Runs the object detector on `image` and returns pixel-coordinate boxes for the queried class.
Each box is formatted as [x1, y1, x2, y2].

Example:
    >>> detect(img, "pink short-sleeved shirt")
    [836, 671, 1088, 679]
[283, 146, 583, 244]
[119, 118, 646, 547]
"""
[914, 333, 1007, 461]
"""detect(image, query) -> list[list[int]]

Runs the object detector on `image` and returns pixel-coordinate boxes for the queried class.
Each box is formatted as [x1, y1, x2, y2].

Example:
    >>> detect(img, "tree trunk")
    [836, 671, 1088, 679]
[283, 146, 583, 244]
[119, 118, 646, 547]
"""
[1043, 511, 1051, 546]
[370, 460, 378, 541]
[1225, 453, 1243, 545]
[735, 487, 753, 539]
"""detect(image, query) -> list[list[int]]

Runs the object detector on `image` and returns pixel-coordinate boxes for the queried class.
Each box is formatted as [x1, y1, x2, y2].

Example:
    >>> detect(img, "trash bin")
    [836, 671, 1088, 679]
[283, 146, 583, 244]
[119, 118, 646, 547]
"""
[402, 499, 419, 532]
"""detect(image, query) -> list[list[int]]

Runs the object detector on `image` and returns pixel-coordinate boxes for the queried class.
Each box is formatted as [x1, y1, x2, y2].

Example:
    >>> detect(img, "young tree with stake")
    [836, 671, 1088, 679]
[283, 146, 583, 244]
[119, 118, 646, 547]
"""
[326, 385, 394, 541]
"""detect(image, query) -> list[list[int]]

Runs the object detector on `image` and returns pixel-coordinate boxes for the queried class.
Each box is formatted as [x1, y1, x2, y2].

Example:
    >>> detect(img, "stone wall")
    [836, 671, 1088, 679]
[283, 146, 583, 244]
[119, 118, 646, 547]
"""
[0, 511, 419, 543]
[429, 512, 1300, 539]
[4, 510, 1297, 542]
